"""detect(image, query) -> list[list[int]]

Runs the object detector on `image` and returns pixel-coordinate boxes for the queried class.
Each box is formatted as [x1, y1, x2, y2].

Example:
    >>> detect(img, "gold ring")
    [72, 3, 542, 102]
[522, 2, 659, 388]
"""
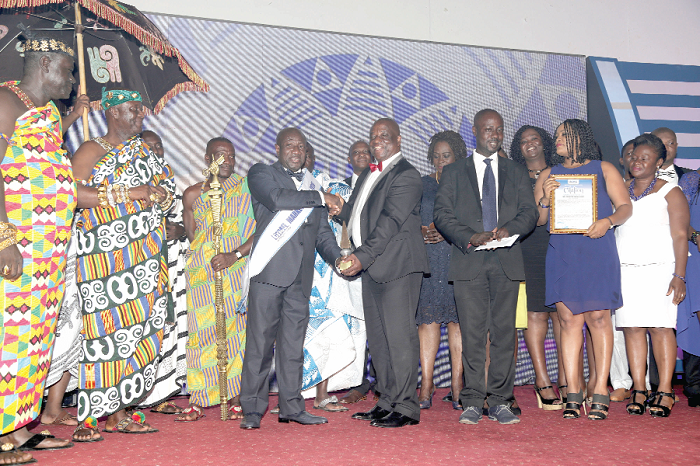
[149, 193, 158, 202]
[2, 265, 9, 276]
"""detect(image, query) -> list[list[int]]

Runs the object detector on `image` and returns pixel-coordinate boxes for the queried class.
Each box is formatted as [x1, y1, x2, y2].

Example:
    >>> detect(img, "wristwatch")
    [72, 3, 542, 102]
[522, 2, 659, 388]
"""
[234, 250, 243, 260]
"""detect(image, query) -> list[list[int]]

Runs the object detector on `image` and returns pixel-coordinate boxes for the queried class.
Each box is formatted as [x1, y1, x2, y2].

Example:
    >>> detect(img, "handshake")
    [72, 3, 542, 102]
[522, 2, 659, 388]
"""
[323, 191, 343, 216]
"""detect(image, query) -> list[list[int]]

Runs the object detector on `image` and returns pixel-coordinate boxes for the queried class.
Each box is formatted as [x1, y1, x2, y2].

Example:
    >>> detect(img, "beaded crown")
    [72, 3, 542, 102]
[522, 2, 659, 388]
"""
[20, 38, 75, 58]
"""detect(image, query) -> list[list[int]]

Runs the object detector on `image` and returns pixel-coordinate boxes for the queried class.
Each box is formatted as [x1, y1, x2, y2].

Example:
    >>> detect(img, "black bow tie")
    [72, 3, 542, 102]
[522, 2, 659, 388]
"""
[285, 169, 304, 182]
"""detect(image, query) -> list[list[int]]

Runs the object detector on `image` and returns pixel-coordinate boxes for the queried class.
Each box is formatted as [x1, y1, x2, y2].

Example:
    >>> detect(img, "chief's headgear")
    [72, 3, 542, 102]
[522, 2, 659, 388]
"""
[102, 88, 142, 110]
[17, 26, 74, 58]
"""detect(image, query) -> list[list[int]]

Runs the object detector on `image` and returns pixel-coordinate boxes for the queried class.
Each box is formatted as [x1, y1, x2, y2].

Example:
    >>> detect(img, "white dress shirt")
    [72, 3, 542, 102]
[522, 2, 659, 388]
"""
[349, 151, 403, 247]
[350, 172, 359, 190]
[472, 149, 500, 223]
[657, 165, 678, 185]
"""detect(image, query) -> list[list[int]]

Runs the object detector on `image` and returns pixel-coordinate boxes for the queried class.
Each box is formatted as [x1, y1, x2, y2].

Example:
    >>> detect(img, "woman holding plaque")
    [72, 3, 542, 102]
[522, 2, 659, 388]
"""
[510, 125, 564, 410]
[533, 119, 632, 421]
[617, 133, 688, 418]
[417, 130, 466, 410]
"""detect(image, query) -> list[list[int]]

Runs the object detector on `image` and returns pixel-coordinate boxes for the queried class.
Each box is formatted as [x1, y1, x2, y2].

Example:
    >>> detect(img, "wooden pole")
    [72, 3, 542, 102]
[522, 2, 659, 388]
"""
[74, 4, 89, 141]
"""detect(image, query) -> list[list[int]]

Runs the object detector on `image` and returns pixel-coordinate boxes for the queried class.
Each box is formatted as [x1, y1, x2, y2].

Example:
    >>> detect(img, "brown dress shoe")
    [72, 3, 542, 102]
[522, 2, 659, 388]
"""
[609, 388, 632, 402]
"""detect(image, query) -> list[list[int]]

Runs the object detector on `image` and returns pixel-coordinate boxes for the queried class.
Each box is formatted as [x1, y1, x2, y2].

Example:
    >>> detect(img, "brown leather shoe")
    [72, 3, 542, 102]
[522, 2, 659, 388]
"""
[339, 389, 367, 404]
[609, 388, 632, 402]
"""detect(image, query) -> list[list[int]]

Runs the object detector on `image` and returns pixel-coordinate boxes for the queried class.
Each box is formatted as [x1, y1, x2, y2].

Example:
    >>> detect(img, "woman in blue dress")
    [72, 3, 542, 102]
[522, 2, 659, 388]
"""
[533, 119, 632, 420]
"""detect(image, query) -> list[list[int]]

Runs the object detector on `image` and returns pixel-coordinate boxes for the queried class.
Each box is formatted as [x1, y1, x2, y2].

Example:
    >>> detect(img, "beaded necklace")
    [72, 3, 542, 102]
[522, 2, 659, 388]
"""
[629, 177, 657, 201]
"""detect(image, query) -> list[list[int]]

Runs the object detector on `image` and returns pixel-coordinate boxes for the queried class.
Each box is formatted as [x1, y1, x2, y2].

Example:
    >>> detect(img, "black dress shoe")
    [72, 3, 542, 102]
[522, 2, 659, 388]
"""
[278, 411, 328, 425]
[240, 413, 262, 429]
[351, 405, 391, 421]
[369, 412, 419, 428]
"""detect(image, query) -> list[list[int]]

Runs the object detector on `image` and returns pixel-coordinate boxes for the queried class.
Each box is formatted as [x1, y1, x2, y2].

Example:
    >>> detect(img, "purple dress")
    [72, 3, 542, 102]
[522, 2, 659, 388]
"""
[416, 175, 458, 325]
[678, 171, 700, 356]
[545, 160, 622, 314]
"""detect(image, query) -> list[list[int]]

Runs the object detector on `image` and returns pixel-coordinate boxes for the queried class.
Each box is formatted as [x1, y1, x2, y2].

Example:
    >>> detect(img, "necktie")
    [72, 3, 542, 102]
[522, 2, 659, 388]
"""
[285, 168, 304, 182]
[369, 161, 383, 172]
[482, 158, 497, 231]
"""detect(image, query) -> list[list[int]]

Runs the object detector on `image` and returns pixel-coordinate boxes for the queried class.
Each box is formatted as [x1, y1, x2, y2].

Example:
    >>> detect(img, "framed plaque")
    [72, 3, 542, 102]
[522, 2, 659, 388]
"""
[549, 174, 598, 234]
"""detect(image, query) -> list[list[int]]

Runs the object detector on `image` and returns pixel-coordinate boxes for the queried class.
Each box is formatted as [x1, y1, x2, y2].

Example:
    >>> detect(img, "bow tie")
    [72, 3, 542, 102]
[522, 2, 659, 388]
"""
[657, 167, 676, 177]
[285, 169, 304, 181]
[369, 161, 383, 172]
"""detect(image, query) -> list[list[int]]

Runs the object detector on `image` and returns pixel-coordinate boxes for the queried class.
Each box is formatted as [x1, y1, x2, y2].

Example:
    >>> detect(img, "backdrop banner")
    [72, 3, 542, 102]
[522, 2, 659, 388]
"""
[65, 13, 587, 387]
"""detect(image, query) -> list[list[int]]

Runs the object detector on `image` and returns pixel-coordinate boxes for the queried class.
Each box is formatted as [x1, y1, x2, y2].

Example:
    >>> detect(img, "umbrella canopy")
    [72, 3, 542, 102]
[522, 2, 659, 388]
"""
[0, 0, 209, 113]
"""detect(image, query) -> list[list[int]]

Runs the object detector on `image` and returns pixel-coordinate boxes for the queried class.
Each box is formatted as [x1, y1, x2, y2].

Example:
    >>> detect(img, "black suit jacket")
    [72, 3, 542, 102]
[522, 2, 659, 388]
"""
[248, 161, 340, 297]
[337, 156, 429, 283]
[675, 164, 689, 179]
[433, 156, 537, 281]
[344, 176, 353, 188]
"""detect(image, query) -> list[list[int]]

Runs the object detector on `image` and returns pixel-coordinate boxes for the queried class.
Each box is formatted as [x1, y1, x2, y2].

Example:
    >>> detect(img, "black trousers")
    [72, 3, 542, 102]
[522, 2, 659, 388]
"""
[240, 269, 309, 417]
[684, 350, 700, 397]
[454, 251, 518, 408]
[363, 272, 422, 420]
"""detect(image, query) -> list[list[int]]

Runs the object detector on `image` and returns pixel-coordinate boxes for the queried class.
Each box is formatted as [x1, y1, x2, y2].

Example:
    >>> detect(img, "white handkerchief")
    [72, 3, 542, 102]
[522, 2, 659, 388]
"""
[475, 234, 520, 251]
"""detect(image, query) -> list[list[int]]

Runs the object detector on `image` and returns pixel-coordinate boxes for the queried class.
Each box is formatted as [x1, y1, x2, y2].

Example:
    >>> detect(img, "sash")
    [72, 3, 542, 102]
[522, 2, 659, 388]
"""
[247, 169, 322, 278]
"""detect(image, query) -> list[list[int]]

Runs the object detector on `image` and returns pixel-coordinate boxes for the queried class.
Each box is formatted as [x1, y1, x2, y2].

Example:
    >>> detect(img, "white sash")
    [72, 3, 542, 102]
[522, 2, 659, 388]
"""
[247, 169, 322, 278]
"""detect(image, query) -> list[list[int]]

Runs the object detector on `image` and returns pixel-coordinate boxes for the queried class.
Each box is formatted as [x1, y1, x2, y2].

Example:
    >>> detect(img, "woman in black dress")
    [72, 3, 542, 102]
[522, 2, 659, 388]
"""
[417, 130, 467, 410]
[509, 125, 564, 410]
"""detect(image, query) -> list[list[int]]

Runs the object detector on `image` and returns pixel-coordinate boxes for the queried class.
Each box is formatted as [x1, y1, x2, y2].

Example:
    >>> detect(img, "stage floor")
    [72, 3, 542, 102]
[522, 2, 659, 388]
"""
[29, 385, 700, 465]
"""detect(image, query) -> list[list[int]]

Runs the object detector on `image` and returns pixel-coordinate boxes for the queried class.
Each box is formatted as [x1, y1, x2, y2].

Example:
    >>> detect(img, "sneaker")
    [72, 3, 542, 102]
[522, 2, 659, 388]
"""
[487, 404, 520, 424]
[458, 406, 482, 425]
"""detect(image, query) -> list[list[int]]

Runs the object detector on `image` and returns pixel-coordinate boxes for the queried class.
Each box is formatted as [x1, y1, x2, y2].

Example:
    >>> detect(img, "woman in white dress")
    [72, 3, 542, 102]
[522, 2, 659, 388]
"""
[616, 133, 689, 418]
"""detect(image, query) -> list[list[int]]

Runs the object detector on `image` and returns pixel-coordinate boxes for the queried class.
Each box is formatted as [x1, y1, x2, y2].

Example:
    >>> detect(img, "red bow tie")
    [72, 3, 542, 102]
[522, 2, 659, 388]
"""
[369, 161, 383, 172]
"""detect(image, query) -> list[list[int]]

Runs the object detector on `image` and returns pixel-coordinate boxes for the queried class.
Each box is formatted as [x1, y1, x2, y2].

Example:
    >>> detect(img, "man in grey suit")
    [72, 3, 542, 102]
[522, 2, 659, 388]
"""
[338, 118, 429, 428]
[433, 109, 537, 425]
[239, 127, 342, 429]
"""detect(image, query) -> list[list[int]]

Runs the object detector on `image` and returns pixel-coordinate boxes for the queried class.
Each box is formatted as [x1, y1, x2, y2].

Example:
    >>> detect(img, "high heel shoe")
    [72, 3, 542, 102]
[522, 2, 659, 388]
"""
[562, 390, 585, 419]
[648, 391, 675, 418]
[419, 389, 435, 409]
[626, 390, 648, 415]
[558, 384, 568, 404]
[587, 393, 610, 420]
[535, 386, 563, 411]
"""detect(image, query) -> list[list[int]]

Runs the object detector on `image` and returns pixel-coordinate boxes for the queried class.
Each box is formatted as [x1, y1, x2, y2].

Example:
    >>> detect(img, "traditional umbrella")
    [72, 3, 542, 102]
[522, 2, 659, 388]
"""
[0, 0, 209, 139]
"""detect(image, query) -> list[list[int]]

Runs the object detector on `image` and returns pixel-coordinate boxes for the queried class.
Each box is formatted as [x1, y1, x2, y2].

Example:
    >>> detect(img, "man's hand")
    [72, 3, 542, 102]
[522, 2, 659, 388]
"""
[423, 223, 444, 244]
[469, 231, 495, 247]
[71, 94, 90, 117]
[324, 192, 342, 216]
[211, 252, 238, 272]
[129, 184, 167, 207]
[0, 244, 23, 281]
[337, 253, 362, 276]
[165, 220, 186, 241]
[494, 227, 510, 241]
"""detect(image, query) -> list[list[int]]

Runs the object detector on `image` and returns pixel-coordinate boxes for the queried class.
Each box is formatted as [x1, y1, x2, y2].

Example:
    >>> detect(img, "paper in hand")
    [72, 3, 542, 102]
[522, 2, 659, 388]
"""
[474, 234, 520, 251]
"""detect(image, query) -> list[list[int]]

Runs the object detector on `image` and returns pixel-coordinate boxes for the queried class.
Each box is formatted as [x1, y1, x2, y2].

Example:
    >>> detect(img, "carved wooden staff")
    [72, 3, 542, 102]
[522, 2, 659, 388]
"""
[202, 154, 227, 420]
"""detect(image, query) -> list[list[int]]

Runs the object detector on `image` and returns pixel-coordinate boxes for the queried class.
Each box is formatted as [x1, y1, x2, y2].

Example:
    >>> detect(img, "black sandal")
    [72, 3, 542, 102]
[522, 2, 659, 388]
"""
[563, 390, 584, 419]
[626, 390, 648, 415]
[648, 391, 675, 418]
[535, 385, 563, 411]
[558, 384, 568, 404]
[587, 394, 610, 421]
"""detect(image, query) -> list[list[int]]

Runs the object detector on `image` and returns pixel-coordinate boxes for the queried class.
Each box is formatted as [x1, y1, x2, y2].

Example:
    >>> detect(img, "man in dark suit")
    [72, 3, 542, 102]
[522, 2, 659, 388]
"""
[239, 127, 342, 429]
[337, 118, 429, 428]
[433, 109, 537, 425]
[344, 140, 372, 189]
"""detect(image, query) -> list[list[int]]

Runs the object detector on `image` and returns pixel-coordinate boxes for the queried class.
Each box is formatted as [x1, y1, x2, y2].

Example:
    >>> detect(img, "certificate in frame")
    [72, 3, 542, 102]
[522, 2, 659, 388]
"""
[549, 174, 598, 234]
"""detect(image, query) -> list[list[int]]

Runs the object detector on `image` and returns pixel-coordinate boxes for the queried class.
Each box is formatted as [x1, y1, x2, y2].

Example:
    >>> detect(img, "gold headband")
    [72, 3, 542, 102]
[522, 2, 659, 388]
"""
[19, 39, 74, 58]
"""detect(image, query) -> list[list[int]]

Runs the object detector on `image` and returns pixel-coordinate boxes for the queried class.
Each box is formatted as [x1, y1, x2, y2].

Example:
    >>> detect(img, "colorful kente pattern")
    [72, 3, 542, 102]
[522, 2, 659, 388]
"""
[75, 136, 174, 421]
[185, 174, 255, 407]
[0, 82, 77, 434]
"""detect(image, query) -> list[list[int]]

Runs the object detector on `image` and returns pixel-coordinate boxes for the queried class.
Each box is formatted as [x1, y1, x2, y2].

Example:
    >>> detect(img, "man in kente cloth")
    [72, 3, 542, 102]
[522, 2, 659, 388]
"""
[0, 34, 86, 464]
[70, 89, 175, 440]
[175, 137, 255, 422]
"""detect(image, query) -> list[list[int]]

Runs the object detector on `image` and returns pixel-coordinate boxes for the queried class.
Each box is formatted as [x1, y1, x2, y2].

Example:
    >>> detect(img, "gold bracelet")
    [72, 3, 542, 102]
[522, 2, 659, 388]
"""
[0, 235, 17, 252]
[115, 184, 125, 204]
[123, 186, 131, 204]
[158, 191, 173, 211]
[97, 182, 109, 208]
[0, 222, 17, 241]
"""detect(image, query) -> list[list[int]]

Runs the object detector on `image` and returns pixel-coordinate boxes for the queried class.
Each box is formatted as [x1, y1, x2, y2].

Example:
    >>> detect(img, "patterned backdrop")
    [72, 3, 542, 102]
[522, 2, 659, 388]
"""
[65, 13, 588, 386]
